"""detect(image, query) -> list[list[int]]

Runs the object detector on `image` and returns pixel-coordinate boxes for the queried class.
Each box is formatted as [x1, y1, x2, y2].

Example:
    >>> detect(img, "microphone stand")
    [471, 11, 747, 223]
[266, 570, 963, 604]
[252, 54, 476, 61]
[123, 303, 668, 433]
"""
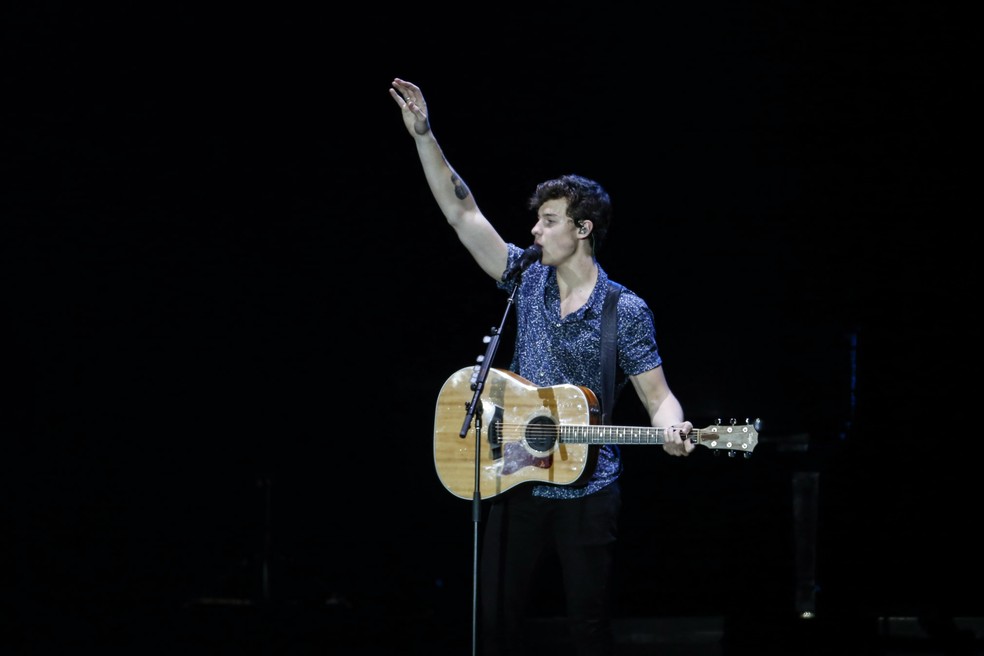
[459, 277, 520, 656]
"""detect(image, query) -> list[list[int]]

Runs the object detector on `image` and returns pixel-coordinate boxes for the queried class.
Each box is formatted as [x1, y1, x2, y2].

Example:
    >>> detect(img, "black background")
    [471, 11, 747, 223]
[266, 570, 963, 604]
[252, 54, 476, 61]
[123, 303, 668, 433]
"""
[4, 2, 977, 651]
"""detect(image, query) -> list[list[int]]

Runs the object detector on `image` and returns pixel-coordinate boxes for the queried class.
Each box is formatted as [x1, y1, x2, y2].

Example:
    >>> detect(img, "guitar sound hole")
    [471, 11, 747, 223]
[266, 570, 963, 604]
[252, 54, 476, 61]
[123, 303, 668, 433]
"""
[524, 415, 557, 453]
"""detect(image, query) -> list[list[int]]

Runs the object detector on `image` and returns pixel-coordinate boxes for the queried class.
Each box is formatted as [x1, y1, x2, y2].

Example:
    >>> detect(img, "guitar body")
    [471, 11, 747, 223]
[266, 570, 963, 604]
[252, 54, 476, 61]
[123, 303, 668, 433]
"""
[434, 367, 601, 500]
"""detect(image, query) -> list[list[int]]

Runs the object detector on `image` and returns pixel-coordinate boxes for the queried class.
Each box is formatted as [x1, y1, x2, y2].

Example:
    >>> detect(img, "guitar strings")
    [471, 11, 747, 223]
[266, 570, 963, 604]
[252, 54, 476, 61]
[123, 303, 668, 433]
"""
[475, 423, 756, 446]
[485, 422, 674, 444]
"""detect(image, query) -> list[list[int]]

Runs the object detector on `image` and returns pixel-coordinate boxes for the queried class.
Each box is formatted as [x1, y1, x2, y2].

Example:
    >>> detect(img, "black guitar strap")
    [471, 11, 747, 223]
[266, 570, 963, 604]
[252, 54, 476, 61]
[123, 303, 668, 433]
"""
[600, 281, 623, 426]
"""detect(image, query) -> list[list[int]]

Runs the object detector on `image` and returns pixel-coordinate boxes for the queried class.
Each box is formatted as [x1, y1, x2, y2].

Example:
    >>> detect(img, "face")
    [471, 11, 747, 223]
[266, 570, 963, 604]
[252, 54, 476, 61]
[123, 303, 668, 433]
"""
[531, 198, 583, 266]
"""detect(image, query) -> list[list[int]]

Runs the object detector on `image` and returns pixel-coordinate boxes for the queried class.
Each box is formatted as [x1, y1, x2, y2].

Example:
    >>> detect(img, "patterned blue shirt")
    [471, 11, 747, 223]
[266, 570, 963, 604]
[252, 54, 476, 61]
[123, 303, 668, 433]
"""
[497, 243, 664, 499]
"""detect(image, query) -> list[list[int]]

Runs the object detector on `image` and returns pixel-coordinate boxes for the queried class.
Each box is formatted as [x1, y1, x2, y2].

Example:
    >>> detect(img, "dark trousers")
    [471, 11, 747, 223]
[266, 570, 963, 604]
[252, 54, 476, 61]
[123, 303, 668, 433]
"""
[479, 482, 621, 656]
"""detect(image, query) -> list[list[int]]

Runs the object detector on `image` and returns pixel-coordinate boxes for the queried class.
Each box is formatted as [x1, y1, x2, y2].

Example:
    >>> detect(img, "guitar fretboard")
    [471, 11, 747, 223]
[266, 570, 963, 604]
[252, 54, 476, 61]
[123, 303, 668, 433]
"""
[560, 425, 669, 445]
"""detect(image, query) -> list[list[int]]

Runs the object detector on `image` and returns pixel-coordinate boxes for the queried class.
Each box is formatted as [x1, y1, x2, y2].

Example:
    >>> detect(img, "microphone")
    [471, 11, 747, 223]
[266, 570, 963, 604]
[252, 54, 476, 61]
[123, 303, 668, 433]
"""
[502, 244, 543, 282]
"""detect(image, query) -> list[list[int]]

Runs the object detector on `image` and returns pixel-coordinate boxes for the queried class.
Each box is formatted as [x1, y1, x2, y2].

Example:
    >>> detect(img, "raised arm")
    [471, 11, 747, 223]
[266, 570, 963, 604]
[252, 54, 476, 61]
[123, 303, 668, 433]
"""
[390, 78, 509, 281]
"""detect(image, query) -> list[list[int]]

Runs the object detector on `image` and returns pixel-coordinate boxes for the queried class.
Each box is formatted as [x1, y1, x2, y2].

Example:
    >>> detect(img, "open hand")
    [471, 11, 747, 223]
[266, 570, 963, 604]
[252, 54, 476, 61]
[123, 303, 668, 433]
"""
[390, 78, 430, 136]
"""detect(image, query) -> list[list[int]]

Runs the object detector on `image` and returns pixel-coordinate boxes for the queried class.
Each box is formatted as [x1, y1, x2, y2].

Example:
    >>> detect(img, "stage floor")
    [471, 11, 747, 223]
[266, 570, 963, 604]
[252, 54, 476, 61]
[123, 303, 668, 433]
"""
[7, 602, 981, 655]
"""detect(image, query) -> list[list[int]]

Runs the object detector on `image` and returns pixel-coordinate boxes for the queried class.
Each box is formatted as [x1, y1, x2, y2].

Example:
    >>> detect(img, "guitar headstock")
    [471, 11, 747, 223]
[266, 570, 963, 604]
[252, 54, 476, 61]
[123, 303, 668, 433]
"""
[694, 418, 761, 456]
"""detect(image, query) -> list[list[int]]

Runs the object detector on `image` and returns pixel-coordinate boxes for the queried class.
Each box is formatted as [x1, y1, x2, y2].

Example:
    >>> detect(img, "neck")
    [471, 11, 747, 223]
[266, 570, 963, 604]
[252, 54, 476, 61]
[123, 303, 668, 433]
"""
[556, 256, 598, 301]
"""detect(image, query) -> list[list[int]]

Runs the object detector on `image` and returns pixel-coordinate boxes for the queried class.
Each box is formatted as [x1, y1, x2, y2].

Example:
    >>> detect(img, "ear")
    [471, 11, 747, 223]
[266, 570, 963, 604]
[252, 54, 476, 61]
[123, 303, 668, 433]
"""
[577, 221, 592, 238]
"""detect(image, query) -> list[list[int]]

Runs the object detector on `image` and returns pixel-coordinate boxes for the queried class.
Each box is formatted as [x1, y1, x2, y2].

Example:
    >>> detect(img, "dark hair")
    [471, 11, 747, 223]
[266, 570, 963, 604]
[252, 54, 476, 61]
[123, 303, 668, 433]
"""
[528, 174, 612, 253]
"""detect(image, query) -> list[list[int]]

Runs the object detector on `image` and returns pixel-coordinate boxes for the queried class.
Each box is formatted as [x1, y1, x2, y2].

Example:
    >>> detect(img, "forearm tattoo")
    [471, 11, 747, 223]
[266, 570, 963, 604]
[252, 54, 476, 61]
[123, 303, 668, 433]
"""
[451, 174, 470, 201]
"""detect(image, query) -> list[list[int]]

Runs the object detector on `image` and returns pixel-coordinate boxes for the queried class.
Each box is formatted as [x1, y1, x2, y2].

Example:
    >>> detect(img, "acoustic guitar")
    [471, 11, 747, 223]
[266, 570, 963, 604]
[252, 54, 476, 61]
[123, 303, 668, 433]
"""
[434, 366, 760, 500]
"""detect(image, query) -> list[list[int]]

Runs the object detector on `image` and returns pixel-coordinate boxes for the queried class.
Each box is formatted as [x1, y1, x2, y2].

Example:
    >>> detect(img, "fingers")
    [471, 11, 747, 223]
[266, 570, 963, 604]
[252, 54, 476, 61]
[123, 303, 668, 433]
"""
[392, 79, 421, 104]
[393, 78, 418, 92]
[665, 424, 694, 456]
[389, 88, 415, 113]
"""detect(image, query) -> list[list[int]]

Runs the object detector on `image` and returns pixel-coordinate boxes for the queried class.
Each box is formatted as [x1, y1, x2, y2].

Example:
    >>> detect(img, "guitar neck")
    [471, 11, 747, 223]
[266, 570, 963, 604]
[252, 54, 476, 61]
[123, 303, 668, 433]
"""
[560, 424, 677, 445]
